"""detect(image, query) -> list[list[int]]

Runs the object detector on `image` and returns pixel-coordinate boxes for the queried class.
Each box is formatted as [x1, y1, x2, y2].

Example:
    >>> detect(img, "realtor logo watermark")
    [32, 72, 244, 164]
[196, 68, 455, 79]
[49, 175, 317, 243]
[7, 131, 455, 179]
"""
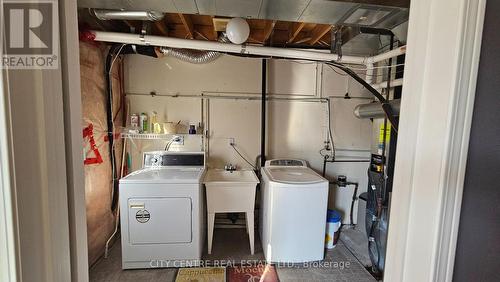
[2, 0, 58, 69]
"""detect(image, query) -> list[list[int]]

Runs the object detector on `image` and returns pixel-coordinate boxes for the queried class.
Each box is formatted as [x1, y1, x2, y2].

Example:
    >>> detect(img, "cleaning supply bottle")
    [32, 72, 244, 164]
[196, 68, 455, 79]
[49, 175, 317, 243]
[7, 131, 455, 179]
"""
[140, 113, 148, 133]
[189, 124, 197, 134]
[150, 111, 161, 134]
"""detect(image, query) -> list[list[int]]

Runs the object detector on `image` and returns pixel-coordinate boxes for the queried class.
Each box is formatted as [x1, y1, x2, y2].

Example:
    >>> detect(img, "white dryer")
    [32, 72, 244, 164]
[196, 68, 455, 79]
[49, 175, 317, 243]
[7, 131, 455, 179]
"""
[119, 151, 205, 269]
[260, 159, 329, 263]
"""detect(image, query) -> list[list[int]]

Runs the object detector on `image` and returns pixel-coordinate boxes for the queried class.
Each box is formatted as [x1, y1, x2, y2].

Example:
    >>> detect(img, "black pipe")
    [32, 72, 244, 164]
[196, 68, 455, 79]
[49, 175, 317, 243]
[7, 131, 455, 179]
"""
[380, 34, 395, 203]
[322, 155, 328, 177]
[105, 44, 123, 211]
[120, 45, 159, 57]
[327, 179, 359, 226]
[261, 59, 267, 168]
[348, 182, 359, 226]
[330, 63, 398, 132]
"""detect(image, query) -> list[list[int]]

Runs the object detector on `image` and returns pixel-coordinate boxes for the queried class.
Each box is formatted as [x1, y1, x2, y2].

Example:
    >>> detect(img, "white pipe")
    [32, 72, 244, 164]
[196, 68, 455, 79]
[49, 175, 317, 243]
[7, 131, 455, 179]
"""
[365, 62, 374, 84]
[370, 78, 404, 90]
[367, 46, 406, 63]
[90, 30, 406, 70]
[91, 31, 369, 64]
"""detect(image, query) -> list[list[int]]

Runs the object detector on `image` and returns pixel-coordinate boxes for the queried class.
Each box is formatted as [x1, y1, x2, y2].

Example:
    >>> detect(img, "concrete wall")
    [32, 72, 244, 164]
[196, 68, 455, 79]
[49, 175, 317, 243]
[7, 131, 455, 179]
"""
[124, 54, 373, 224]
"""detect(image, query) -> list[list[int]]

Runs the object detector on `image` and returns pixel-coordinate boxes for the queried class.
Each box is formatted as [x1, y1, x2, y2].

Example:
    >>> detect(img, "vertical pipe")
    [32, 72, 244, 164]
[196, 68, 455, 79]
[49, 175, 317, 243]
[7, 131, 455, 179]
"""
[261, 59, 267, 168]
[381, 34, 394, 203]
[366, 62, 374, 85]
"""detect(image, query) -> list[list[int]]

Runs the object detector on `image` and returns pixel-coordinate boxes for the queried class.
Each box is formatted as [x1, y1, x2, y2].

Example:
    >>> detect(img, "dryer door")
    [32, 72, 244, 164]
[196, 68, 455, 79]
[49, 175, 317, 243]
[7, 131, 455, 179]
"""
[128, 197, 192, 244]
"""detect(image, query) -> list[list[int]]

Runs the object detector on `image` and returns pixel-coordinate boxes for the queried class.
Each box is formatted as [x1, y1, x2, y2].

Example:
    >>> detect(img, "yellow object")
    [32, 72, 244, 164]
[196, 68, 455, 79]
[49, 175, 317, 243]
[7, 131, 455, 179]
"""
[379, 123, 391, 143]
[150, 111, 162, 134]
[175, 267, 225, 282]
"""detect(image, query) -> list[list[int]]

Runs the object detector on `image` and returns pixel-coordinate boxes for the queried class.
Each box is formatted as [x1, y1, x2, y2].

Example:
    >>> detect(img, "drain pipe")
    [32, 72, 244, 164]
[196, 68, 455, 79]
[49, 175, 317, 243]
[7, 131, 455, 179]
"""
[261, 59, 267, 168]
[89, 31, 368, 64]
[90, 30, 407, 65]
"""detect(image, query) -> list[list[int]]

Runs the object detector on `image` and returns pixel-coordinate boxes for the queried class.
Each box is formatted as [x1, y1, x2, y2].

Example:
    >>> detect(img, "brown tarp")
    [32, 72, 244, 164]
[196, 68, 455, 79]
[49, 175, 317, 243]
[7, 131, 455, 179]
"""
[80, 41, 124, 265]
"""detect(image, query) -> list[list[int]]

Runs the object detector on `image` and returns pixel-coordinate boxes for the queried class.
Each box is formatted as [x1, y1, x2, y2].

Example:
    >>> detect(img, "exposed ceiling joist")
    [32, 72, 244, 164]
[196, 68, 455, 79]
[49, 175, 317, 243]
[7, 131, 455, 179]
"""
[195, 25, 217, 41]
[178, 13, 194, 39]
[288, 22, 306, 44]
[154, 20, 168, 36]
[123, 20, 135, 31]
[309, 24, 332, 45]
[262, 20, 277, 43]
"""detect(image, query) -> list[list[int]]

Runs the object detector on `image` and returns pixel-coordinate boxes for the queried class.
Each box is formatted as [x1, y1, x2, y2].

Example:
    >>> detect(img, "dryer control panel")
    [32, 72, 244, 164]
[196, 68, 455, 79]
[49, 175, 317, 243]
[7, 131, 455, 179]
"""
[265, 159, 307, 167]
[143, 151, 205, 168]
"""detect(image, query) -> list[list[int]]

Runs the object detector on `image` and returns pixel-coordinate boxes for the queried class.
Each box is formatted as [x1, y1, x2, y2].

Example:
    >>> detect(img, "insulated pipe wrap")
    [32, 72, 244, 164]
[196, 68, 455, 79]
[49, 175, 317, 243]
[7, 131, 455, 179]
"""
[354, 99, 401, 119]
[92, 9, 164, 21]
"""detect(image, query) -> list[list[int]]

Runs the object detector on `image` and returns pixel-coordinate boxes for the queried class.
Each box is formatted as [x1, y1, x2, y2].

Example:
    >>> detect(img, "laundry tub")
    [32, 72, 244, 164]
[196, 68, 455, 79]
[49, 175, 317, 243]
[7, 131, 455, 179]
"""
[203, 169, 259, 254]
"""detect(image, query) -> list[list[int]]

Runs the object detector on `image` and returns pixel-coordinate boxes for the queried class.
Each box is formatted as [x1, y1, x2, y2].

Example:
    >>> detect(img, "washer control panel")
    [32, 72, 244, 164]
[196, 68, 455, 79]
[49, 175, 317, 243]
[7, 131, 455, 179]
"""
[265, 159, 307, 167]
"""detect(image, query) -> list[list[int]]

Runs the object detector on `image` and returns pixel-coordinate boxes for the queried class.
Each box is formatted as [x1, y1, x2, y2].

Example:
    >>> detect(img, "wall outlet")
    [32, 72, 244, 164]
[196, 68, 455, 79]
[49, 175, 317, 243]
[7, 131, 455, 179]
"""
[172, 135, 184, 145]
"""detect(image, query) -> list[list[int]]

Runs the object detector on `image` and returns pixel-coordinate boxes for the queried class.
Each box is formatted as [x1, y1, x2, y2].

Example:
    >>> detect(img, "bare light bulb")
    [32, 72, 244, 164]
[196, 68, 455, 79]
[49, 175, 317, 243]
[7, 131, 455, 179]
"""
[225, 18, 250, 44]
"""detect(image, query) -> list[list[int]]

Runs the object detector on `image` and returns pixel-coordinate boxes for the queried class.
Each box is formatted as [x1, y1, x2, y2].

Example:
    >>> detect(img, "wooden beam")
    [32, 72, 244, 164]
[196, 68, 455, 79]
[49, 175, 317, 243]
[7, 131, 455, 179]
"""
[154, 20, 168, 36]
[262, 20, 277, 43]
[195, 25, 218, 41]
[287, 22, 306, 43]
[178, 13, 194, 39]
[309, 24, 332, 45]
[210, 16, 219, 40]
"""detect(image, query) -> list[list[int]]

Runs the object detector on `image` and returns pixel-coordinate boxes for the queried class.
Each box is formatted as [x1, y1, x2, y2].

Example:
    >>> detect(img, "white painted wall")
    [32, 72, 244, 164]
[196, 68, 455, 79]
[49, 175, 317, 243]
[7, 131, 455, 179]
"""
[124, 54, 373, 224]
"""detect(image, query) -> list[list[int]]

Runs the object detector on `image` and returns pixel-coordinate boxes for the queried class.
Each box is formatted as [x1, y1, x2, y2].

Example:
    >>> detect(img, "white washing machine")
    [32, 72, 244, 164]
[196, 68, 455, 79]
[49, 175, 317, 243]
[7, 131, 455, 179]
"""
[260, 159, 329, 263]
[119, 151, 205, 269]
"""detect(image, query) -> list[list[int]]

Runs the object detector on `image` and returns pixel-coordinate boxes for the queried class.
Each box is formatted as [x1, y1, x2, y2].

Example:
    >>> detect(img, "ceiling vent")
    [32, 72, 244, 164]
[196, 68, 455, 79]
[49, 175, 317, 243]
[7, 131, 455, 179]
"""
[342, 5, 395, 26]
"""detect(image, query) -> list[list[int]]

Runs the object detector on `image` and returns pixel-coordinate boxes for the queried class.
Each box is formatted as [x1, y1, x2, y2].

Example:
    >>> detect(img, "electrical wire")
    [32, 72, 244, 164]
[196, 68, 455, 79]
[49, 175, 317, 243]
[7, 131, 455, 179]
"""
[164, 140, 174, 151]
[106, 44, 127, 211]
[230, 143, 257, 170]
[164, 136, 180, 151]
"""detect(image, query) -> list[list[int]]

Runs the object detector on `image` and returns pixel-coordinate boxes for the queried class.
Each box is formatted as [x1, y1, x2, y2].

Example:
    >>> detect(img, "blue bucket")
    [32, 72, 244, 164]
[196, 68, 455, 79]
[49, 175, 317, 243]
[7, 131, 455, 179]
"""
[327, 209, 341, 223]
[325, 209, 342, 248]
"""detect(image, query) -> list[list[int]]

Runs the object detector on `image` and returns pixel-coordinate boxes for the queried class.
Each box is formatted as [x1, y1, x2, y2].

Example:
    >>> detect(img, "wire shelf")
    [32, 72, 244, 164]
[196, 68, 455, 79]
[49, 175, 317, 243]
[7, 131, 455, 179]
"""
[120, 133, 203, 140]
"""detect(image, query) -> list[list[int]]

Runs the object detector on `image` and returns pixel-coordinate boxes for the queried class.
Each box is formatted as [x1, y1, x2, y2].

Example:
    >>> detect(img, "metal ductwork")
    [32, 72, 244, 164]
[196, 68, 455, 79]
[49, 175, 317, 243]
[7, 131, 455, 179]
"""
[354, 99, 401, 119]
[160, 33, 230, 64]
[92, 9, 164, 21]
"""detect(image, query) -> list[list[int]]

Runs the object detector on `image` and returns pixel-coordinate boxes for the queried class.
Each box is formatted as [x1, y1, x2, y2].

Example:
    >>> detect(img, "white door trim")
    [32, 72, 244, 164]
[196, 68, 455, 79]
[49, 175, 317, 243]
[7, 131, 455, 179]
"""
[0, 49, 19, 282]
[384, 0, 486, 281]
[59, 0, 90, 281]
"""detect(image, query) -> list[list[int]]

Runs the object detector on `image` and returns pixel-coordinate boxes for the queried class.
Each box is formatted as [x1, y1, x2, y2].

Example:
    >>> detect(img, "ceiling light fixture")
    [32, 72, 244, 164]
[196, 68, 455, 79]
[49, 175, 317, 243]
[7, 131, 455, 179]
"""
[225, 18, 250, 44]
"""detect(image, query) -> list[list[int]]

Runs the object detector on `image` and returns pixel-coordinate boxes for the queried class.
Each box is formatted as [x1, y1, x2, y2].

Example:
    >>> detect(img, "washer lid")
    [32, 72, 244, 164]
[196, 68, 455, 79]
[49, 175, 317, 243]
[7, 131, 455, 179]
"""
[265, 167, 327, 184]
[120, 168, 204, 184]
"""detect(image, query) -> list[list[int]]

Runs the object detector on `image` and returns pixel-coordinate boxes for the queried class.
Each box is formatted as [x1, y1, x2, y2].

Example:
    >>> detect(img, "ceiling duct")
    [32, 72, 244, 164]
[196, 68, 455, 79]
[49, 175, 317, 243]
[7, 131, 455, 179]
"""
[160, 33, 230, 64]
[92, 9, 164, 21]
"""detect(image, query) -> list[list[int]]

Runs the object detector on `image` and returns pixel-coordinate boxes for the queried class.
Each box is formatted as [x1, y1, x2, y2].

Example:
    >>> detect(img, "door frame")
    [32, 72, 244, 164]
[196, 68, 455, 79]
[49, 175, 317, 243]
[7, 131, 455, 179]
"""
[0, 37, 18, 282]
[0, 0, 487, 281]
[384, 0, 486, 281]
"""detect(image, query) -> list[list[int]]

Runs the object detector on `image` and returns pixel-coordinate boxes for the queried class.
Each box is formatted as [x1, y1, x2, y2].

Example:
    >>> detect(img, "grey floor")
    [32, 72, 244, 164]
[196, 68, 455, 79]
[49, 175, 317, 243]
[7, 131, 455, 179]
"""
[339, 225, 372, 268]
[90, 228, 376, 282]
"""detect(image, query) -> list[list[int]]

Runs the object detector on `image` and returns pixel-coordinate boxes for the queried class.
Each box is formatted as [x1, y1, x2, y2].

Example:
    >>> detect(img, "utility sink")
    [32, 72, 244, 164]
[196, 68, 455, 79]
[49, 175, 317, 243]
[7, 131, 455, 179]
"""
[203, 169, 260, 184]
[203, 169, 260, 255]
[203, 169, 259, 212]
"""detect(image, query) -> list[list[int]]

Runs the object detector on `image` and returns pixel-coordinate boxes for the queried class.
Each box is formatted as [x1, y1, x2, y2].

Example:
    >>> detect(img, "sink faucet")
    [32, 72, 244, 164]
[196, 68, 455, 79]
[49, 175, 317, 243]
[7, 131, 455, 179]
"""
[224, 164, 237, 172]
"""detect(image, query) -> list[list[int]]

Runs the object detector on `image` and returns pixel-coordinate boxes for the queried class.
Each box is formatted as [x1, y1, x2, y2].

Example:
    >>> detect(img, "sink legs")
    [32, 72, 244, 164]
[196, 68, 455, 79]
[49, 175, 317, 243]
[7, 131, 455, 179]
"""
[207, 213, 215, 254]
[206, 211, 255, 255]
[246, 212, 255, 255]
